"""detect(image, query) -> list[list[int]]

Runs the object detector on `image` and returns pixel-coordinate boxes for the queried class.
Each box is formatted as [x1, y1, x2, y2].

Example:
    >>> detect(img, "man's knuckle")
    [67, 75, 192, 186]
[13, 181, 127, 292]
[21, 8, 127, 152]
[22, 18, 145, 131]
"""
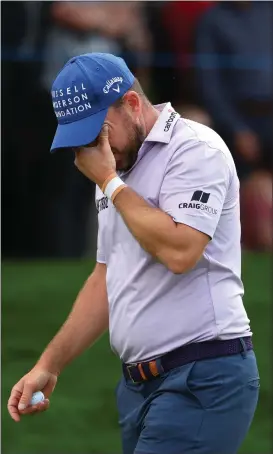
[11, 383, 21, 394]
[25, 380, 35, 389]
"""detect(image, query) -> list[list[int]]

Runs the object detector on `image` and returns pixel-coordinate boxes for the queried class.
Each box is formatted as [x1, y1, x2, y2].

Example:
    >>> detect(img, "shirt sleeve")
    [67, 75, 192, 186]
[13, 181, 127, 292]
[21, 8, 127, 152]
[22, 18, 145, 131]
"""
[159, 142, 230, 239]
[95, 187, 107, 264]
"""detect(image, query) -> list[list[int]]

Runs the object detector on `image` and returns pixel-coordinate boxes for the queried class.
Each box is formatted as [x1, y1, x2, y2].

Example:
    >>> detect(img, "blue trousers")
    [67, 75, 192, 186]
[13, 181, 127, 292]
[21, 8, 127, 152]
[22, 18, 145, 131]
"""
[116, 350, 259, 454]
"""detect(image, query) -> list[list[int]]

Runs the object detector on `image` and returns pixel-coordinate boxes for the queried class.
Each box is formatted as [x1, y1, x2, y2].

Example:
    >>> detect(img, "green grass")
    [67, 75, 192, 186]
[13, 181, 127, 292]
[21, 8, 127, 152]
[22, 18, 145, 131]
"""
[2, 253, 272, 453]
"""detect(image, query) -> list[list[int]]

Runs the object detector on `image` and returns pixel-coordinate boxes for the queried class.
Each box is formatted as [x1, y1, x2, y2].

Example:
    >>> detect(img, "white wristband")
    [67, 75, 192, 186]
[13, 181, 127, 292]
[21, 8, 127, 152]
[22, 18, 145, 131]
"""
[104, 176, 126, 201]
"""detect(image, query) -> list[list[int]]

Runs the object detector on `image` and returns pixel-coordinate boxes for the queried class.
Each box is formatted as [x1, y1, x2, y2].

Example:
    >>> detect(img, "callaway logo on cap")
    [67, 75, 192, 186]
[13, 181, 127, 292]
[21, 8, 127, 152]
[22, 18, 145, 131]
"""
[50, 53, 135, 153]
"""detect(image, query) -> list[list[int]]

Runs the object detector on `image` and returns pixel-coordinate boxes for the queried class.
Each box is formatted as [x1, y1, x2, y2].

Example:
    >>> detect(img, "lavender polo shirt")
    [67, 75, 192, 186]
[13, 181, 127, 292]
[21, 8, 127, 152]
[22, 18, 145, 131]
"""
[95, 103, 251, 363]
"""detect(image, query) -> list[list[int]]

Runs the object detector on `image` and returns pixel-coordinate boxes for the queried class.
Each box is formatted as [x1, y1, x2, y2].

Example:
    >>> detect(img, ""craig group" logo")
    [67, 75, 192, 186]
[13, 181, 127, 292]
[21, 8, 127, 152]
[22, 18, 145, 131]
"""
[178, 191, 218, 215]
[178, 202, 218, 215]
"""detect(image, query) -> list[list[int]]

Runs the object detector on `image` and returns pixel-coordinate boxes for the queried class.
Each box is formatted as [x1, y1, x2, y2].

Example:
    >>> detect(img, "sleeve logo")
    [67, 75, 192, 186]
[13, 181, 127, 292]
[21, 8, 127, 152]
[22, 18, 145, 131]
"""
[179, 190, 218, 215]
[191, 190, 210, 203]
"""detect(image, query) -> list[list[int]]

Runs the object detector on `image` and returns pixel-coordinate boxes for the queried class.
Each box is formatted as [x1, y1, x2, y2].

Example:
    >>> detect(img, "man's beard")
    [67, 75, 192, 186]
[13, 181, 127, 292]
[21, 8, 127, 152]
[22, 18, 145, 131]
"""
[118, 124, 145, 172]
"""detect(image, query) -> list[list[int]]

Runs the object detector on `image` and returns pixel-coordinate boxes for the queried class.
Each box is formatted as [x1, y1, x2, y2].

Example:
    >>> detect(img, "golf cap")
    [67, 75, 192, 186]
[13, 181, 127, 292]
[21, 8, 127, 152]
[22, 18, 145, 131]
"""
[50, 53, 135, 153]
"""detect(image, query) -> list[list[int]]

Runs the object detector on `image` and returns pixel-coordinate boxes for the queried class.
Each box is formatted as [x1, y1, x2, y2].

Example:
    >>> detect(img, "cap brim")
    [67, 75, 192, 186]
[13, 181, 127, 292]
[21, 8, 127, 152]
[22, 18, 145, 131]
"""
[50, 109, 108, 153]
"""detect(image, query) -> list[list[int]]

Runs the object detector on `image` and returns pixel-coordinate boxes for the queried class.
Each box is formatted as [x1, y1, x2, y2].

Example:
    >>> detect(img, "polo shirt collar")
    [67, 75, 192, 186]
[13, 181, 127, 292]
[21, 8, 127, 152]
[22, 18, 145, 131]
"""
[145, 102, 180, 144]
[119, 103, 180, 177]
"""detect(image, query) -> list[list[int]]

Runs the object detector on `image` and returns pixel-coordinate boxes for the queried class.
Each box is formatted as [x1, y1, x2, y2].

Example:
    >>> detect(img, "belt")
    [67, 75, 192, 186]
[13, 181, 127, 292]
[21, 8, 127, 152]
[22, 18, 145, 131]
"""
[122, 337, 253, 384]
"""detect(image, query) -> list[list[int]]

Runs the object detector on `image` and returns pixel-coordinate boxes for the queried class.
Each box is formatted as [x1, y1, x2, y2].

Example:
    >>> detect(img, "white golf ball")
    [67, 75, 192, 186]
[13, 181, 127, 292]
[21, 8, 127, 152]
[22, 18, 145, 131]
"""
[30, 391, 45, 406]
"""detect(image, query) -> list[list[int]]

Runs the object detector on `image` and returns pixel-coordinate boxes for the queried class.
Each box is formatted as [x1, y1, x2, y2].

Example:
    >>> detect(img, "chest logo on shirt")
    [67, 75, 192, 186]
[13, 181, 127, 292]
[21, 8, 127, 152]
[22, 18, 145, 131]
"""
[96, 196, 109, 213]
[179, 190, 218, 215]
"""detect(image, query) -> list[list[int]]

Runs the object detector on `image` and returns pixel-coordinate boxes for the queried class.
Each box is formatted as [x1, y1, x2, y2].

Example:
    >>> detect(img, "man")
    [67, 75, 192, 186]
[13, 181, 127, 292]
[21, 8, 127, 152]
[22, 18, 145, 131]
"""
[8, 53, 259, 454]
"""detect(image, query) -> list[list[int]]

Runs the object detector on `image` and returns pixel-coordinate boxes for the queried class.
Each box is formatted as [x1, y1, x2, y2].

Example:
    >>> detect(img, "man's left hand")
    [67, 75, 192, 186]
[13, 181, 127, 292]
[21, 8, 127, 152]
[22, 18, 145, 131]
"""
[74, 124, 116, 188]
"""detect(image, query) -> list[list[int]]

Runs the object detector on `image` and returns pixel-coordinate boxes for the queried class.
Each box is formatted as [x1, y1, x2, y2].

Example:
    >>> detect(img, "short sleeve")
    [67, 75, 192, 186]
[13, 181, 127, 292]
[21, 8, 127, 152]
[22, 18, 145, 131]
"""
[159, 143, 230, 238]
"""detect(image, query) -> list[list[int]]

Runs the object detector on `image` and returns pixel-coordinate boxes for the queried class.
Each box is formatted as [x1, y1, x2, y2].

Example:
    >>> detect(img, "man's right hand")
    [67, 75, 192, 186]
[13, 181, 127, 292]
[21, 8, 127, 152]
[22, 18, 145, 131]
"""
[7, 262, 108, 423]
[7, 367, 58, 422]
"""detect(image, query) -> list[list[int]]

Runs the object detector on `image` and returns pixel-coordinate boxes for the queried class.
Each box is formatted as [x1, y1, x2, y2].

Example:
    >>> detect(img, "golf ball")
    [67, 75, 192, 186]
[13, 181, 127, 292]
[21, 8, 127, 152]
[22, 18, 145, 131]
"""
[30, 391, 45, 406]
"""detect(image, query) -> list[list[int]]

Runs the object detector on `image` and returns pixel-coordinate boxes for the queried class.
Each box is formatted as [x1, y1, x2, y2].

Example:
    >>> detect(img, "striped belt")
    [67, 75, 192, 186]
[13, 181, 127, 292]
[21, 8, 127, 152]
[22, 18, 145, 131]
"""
[122, 337, 253, 384]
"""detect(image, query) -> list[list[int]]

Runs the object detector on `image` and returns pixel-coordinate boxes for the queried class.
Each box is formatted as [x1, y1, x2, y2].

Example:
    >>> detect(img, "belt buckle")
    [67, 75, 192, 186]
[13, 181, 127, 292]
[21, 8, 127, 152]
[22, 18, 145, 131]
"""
[126, 363, 142, 384]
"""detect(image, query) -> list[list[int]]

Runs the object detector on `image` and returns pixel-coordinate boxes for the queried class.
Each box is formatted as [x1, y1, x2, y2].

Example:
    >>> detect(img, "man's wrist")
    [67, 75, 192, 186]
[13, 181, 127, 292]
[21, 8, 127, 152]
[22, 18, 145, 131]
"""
[100, 172, 117, 192]
[101, 174, 127, 202]
[36, 355, 62, 376]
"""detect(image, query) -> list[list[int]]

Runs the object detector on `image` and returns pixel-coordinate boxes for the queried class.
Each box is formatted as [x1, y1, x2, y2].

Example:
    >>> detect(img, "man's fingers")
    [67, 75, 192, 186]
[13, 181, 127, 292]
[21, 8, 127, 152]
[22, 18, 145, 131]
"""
[98, 124, 109, 145]
[74, 124, 109, 159]
[43, 377, 56, 398]
[18, 383, 36, 411]
[20, 399, 50, 416]
[7, 400, 21, 422]
[8, 385, 23, 421]
[8, 396, 50, 422]
[19, 405, 39, 416]
[8, 387, 21, 407]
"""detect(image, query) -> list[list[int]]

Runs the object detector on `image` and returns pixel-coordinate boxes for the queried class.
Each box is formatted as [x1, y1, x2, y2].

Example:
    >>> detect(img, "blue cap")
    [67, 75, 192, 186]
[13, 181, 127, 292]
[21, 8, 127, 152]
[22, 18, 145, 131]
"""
[50, 53, 135, 152]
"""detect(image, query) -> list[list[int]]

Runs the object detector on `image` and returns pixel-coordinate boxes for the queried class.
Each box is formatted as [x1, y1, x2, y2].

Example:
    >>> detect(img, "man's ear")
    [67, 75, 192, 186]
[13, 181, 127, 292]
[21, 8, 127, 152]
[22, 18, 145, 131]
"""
[122, 91, 141, 114]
